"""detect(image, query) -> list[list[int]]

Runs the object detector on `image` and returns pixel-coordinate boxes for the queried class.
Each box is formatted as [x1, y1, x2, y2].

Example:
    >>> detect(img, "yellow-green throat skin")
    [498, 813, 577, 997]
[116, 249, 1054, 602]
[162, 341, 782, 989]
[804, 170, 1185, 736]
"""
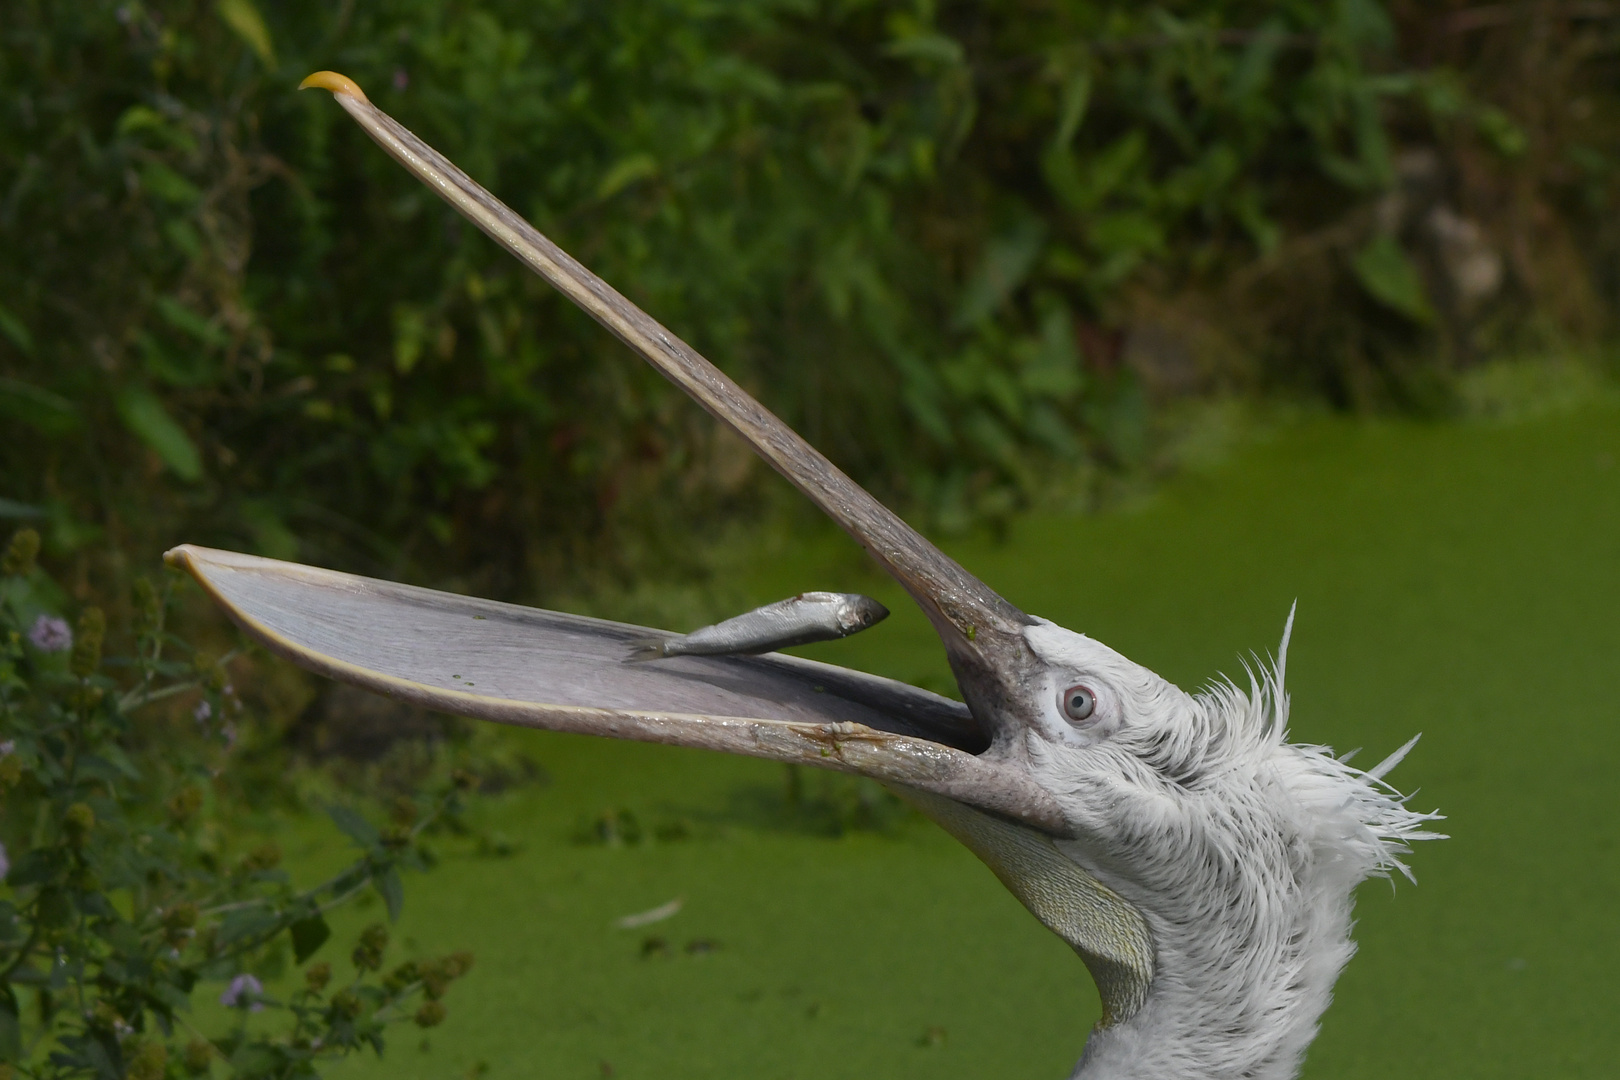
[902, 788, 1155, 1028]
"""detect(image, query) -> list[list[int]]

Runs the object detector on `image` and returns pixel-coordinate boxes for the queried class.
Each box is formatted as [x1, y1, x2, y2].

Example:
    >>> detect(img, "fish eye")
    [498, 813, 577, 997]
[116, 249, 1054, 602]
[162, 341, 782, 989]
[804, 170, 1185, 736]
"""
[1060, 684, 1096, 724]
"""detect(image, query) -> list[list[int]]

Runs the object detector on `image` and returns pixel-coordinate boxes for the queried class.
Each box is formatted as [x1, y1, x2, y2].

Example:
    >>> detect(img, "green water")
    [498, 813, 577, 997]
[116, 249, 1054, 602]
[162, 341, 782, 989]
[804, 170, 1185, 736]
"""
[308, 400, 1619, 1080]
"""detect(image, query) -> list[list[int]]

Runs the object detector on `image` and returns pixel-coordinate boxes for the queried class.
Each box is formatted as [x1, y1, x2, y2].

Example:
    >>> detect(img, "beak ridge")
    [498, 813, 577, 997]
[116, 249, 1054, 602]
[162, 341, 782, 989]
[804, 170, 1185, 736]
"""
[301, 72, 1035, 725]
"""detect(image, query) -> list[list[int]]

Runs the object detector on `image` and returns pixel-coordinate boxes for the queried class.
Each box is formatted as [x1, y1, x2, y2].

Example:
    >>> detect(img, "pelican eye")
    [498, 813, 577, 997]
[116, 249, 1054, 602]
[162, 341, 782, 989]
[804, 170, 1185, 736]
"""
[1060, 684, 1097, 724]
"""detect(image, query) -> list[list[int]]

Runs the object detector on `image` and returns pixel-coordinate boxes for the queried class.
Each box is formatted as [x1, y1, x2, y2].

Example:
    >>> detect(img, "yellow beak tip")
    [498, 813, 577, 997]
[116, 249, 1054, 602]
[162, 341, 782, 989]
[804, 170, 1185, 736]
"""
[298, 71, 369, 103]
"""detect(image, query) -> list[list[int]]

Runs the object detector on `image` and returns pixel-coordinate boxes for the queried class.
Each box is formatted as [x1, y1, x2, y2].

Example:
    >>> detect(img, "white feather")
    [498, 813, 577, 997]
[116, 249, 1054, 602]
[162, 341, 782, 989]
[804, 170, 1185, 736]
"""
[1022, 610, 1443, 1080]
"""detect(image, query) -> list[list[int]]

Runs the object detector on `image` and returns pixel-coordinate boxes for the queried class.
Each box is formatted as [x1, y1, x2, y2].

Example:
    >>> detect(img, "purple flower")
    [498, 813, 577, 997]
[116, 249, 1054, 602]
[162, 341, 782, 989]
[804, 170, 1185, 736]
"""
[27, 614, 72, 653]
[0, 840, 9, 882]
[392, 68, 409, 91]
[193, 700, 213, 724]
[0, 740, 13, 757]
[220, 973, 265, 1011]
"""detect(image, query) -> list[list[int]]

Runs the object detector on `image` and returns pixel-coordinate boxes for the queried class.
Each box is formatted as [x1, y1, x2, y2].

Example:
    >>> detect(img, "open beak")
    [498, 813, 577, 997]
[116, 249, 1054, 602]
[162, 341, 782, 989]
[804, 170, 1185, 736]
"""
[164, 542, 1061, 830]
[165, 73, 1063, 831]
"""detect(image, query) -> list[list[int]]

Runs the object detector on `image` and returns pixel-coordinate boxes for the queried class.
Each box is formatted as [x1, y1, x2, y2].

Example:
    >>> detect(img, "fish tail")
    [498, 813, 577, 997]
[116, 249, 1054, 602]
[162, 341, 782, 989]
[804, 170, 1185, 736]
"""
[624, 637, 672, 662]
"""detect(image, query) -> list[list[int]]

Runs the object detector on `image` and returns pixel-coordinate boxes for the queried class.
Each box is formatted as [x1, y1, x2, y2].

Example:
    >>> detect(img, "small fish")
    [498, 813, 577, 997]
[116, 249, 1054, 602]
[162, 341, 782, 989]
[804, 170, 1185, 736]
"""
[627, 592, 889, 661]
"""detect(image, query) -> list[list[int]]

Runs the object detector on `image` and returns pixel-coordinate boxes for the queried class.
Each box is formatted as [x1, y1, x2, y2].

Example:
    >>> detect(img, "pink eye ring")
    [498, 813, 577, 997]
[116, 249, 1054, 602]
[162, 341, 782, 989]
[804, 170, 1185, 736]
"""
[1061, 685, 1097, 724]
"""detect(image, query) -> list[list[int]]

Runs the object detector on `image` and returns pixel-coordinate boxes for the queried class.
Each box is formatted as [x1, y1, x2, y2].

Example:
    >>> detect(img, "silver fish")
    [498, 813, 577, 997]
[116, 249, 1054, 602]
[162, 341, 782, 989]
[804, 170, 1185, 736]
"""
[627, 592, 889, 661]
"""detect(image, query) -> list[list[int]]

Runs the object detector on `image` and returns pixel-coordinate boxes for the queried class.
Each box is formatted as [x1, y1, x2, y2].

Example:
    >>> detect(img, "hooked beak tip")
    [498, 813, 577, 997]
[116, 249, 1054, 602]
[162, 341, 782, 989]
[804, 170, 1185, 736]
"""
[163, 544, 200, 574]
[299, 71, 369, 103]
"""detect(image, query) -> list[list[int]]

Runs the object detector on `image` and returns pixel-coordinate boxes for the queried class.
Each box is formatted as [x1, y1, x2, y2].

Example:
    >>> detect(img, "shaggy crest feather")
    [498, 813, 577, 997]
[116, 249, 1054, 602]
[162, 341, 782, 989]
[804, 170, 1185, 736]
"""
[1023, 610, 1442, 1080]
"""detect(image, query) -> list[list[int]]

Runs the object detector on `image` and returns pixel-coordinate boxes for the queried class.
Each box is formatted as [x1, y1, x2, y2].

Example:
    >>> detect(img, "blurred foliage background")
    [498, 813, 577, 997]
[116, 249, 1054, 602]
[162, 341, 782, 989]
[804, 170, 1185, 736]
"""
[3, 0, 1619, 606]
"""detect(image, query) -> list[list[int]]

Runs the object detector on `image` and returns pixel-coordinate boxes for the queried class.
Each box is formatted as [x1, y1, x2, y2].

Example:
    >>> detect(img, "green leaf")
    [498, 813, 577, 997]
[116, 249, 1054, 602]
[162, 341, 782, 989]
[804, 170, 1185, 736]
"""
[883, 33, 964, 66]
[374, 865, 404, 922]
[216, 0, 277, 68]
[0, 986, 20, 1060]
[238, 499, 300, 561]
[326, 805, 380, 848]
[0, 377, 81, 435]
[97, 744, 142, 779]
[77, 753, 138, 785]
[1016, 308, 1084, 400]
[1351, 236, 1436, 324]
[139, 163, 202, 206]
[0, 303, 34, 355]
[596, 154, 658, 200]
[290, 912, 331, 962]
[1087, 212, 1165, 259]
[154, 296, 228, 347]
[1048, 129, 1145, 214]
[7, 847, 67, 887]
[1475, 107, 1527, 158]
[392, 305, 427, 375]
[954, 219, 1046, 328]
[115, 388, 203, 481]
[218, 907, 281, 947]
[1227, 21, 1286, 101]
[1052, 68, 1092, 149]
[117, 105, 168, 136]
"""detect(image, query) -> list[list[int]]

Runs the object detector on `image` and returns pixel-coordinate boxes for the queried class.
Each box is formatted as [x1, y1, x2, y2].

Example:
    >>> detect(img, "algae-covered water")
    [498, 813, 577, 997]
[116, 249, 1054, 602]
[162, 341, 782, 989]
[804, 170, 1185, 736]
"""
[308, 399, 1619, 1080]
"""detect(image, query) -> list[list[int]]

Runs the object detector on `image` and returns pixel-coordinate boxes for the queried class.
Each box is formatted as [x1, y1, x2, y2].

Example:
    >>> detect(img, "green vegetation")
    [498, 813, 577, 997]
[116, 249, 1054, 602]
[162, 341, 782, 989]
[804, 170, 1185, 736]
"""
[0, 536, 475, 1080]
[5, 3, 1620, 1078]
[279, 389, 1612, 1079]
[5, 1, 1619, 597]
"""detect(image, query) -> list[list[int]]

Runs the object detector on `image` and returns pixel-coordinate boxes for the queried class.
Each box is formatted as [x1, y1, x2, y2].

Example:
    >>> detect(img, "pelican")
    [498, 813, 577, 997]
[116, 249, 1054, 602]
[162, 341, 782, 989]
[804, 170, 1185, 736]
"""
[166, 72, 1441, 1080]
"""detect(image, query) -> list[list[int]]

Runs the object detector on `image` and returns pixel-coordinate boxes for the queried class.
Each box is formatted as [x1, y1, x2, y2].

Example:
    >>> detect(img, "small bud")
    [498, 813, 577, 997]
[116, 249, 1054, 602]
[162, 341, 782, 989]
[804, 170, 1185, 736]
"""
[413, 1000, 447, 1028]
[382, 959, 420, 993]
[70, 607, 106, 677]
[183, 1039, 215, 1074]
[450, 769, 477, 791]
[1, 528, 40, 576]
[331, 989, 362, 1019]
[63, 801, 96, 846]
[379, 824, 410, 849]
[389, 796, 418, 827]
[304, 961, 332, 993]
[240, 841, 282, 872]
[352, 922, 388, 971]
[126, 1042, 167, 1080]
[420, 952, 471, 1000]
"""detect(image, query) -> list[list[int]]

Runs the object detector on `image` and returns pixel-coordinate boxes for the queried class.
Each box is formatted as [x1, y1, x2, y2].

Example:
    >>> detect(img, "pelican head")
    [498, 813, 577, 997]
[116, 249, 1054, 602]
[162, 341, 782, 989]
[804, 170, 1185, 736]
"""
[169, 73, 1440, 1080]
